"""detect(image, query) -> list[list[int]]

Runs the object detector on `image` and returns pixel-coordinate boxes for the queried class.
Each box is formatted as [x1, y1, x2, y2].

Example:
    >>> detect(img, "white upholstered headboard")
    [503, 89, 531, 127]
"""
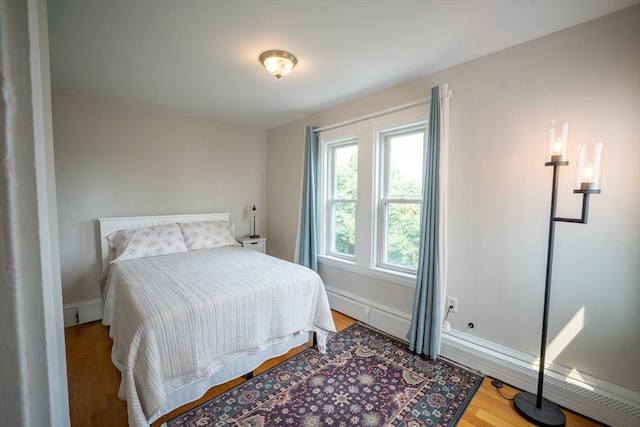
[98, 212, 231, 270]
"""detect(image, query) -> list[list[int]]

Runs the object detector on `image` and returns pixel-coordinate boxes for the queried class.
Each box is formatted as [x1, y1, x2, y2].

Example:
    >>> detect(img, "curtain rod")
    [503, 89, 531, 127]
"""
[313, 97, 430, 134]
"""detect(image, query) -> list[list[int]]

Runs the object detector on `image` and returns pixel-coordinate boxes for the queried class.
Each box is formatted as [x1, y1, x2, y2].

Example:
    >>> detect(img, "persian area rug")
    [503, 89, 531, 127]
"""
[164, 323, 483, 427]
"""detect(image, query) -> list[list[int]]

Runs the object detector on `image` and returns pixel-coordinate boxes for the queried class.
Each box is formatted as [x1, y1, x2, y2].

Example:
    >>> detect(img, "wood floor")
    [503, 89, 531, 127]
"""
[65, 310, 603, 426]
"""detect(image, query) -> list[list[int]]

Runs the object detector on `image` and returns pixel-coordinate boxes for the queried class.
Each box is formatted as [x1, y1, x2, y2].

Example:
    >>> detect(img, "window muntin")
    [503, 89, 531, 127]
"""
[378, 128, 426, 272]
[327, 141, 358, 258]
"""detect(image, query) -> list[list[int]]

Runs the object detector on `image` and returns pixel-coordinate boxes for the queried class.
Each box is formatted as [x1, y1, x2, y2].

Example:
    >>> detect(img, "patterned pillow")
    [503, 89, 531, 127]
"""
[178, 220, 240, 250]
[107, 223, 188, 263]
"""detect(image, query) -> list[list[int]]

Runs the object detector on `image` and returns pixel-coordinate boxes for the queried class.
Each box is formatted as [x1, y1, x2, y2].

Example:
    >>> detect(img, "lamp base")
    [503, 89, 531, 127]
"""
[514, 392, 566, 427]
[249, 235, 260, 238]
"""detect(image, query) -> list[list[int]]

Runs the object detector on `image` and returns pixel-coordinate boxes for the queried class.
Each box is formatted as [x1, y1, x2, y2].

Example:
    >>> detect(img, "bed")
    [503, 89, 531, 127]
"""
[98, 213, 336, 427]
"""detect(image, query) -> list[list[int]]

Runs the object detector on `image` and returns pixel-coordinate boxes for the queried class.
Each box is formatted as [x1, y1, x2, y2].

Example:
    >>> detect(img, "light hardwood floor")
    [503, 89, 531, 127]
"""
[65, 310, 603, 426]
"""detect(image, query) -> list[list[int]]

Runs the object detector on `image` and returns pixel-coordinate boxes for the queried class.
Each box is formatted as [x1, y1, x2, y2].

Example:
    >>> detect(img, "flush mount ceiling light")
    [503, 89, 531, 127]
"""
[259, 50, 297, 79]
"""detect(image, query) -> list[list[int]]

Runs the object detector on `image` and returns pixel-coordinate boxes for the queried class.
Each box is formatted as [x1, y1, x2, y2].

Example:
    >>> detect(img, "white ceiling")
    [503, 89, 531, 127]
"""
[47, 0, 638, 131]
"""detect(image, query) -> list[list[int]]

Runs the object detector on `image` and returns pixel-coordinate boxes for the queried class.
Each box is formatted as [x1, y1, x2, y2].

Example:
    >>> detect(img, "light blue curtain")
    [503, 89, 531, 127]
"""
[407, 85, 442, 359]
[298, 126, 319, 271]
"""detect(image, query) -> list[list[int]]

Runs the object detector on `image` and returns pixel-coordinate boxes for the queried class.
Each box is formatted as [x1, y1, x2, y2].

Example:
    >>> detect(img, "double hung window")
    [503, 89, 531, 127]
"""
[378, 127, 426, 272]
[326, 140, 358, 258]
[319, 103, 428, 280]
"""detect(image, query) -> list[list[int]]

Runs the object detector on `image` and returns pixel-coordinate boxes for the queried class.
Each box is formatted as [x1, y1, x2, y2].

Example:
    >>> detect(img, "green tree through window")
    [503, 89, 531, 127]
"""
[385, 169, 422, 269]
[331, 144, 357, 256]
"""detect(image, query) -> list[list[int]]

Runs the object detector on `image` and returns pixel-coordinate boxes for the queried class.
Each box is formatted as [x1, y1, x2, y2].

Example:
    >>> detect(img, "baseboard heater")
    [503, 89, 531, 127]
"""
[63, 298, 103, 327]
[325, 288, 640, 427]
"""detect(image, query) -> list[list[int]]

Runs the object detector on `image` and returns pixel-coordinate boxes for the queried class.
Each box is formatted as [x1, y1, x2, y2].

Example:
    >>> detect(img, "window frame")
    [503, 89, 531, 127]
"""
[323, 137, 358, 260]
[376, 124, 427, 274]
[317, 102, 429, 286]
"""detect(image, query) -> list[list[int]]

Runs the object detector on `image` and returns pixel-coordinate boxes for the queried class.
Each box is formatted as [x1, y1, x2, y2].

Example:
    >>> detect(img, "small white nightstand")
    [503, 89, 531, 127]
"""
[238, 237, 266, 253]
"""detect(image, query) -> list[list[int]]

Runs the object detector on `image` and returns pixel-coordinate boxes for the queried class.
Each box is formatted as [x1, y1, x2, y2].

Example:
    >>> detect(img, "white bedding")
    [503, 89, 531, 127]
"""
[101, 246, 336, 427]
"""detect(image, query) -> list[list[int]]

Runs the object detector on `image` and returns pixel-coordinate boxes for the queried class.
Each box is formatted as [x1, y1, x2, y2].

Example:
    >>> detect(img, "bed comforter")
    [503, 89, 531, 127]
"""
[101, 246, 335, 426]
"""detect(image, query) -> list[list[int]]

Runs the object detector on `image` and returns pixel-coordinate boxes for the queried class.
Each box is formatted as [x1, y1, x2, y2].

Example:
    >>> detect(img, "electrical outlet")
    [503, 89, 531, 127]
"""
[447, 296, 458, 313]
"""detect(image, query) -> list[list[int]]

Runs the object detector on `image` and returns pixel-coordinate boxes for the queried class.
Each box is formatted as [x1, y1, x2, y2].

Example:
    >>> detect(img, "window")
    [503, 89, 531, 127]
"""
[378, 127, 426, 272]
[319, 103, 428, 280]
[326, 140, 358, 258]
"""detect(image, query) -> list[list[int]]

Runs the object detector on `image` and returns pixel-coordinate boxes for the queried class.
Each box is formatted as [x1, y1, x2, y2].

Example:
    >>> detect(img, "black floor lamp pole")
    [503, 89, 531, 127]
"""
[514, 161, 596, 427]
[539, 163, 560, 406]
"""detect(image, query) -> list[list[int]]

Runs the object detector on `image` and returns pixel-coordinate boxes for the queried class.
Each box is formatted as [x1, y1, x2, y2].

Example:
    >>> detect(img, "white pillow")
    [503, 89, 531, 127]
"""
[107, 223, 188, 263]
[178, 220, 240, 250]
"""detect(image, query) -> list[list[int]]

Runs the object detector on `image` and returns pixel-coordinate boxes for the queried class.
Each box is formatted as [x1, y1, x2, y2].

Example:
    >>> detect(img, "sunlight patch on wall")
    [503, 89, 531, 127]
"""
[532, 306, 585, 369]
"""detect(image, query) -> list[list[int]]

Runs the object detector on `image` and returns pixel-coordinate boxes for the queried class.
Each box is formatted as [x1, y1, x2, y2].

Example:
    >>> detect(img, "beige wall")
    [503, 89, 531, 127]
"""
[267, 5, 640, 392]
[53, 92, 267, 303]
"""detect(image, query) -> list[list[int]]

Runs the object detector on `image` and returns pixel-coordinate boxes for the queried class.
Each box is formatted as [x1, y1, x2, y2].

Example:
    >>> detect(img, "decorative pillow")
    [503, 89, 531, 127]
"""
[178, 220, 240, 250]
[107, 223, 188, 263]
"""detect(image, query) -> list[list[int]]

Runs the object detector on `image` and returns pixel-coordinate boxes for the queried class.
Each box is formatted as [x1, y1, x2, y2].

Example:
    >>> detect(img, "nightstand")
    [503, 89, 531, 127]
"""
[238, 237, 266, 253]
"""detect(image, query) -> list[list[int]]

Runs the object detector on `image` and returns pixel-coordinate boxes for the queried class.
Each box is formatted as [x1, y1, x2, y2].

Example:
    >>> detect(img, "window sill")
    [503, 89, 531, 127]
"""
[317, 255, 416, 288]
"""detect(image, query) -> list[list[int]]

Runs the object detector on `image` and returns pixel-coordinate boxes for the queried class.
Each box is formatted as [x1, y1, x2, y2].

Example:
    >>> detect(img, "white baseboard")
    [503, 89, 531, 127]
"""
[63, 298, 103, 327]
[325, 287, 640, 427]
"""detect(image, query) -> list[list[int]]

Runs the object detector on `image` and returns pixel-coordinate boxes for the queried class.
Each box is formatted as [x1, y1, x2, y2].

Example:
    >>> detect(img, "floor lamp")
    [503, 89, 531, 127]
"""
[514, 118, 604, 427]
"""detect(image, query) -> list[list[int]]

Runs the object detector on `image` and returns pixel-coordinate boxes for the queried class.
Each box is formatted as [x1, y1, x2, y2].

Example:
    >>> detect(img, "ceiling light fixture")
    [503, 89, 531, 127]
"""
[259, 50, 297, 79]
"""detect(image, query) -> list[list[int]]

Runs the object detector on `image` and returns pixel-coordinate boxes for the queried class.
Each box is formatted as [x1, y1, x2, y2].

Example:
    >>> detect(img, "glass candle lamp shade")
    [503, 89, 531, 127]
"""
[546, 118, 569, 163]
[574, 142, 604, 192]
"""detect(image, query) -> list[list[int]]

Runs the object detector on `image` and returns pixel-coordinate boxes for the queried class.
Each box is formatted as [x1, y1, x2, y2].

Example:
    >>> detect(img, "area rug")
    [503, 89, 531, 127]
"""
[164, 323, 483, 426]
